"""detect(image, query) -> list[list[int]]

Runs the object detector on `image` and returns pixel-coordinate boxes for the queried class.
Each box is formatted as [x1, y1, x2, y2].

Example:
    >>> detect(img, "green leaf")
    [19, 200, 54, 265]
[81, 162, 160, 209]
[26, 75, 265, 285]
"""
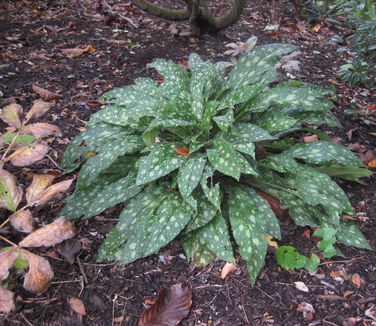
[0, 169, 22, 212]
[335, 220, 372, 250]
[178, 156, 206, 207]
[136, 144, 186, 185]
[314, 227, 337, 258]
[315, 165, 373, 183]
[283, 141, 363, 166]
[62, 171, 142, 219]
[99, 189, 193, 263]
[276, 246, 307, 270]
[76, 135, 143, 189]
[304, 254, 320, 273]
[227, 185, 268, 283]
[200, 165, 221, 209]
[2, 131, 36, 146]
[228, 123, 275, 143]
[255, 110, 298, 133]
[181, 230, 216, 265]
[213, 109, 234, 132]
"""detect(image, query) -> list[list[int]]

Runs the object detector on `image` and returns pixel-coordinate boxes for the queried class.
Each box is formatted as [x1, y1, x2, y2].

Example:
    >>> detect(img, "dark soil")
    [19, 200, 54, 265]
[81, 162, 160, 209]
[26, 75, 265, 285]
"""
[1, 0, 375, 325]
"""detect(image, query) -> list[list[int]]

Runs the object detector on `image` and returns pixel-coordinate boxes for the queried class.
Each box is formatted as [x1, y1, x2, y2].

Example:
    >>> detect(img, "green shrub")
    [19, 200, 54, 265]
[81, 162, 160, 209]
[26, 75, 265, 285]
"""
[60, 44, 371, 283]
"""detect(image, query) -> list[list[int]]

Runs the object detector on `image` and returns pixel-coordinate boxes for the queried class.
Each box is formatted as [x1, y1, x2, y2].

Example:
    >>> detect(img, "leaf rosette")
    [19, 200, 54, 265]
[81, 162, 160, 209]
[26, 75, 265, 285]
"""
[61, 43, 372, 283]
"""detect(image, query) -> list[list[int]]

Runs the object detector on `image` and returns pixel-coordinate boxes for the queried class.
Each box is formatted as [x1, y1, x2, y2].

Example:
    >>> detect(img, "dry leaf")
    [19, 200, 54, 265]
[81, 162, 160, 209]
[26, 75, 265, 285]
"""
[368, 159, 376, 168]
[0, 103, 23, 128]
[21, 250, 54, 294]
[0, 285, 15, 314]
[29, 178, 73, 208]
[297, 302, 315, 321]
[0, 168, 23, 211]
[8, 142, 49, 167]
[68, 297, 87, 316]
[310, 23, 321, 32]
[24, 100, 53, 122]
[0, 247, 18, 281]
[9, 209, 35, 233]
[62, 44, 96, 58]
[265, 235, 279, 248]
[26, 173, 55, 205]
[256, 190, 285, 217]
[19, 217, 76, 248]
[304, 134, 319, 142]
[294, 281, 309, 292]
[32, 85, 61, 101]
[330, 270, 347, 278]
[138, 283, 192, 326]
[21, 123, 62, 138]
[351, 273, 363, 288]
[365, 304, 376, 321]
[359, 150, 376, 163]
[220, 262, 237, 279]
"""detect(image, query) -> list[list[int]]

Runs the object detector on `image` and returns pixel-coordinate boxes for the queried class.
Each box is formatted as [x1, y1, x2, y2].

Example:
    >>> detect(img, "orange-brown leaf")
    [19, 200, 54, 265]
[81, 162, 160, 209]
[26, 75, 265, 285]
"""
[304, 134, 318, 143]
[138, 283, 192, 326]
[32, 85, 62, 101]
[0, 168, 23, 211]
[351, 273, 363, 288]
[367, 159, 376, 168]
[28, 178, 73, 208]
[62, 44, 96, 58]
[256, 190, 285, 217]
[0, 103, 23, 128]
[19, 217, 76, 248]
[21, 123, 62, 139]
[9, 209, 35, 233]
[8, 142, 49, 167]
[0, 285, 15, 314]
[68, 297, 87, 315]
[175, 147, 189, 157]
[0, 247, 18, 281]
[220, 262, 237, 279]
[24, 100, 53, 122]
[21, 250, 54, 294]
[26, 173, 55, 205]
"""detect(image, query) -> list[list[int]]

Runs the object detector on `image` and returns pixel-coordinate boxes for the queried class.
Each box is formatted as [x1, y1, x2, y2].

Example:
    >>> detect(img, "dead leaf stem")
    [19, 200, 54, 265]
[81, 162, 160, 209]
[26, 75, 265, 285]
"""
[0, 234, 18, 247]
[1, 131, 20, 161]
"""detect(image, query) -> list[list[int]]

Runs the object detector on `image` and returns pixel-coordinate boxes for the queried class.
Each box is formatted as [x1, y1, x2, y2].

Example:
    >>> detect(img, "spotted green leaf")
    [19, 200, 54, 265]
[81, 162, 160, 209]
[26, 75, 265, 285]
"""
[228, 123, 275, 143]
[335, 220, 371, 250]
[200, 165, 221, 209]
[283, 141, 363, 166]
[136, 144, 186, 185]
[181, 231, 216, 266]
[255, 110, 298, 133]
[213, 109, 234, 132]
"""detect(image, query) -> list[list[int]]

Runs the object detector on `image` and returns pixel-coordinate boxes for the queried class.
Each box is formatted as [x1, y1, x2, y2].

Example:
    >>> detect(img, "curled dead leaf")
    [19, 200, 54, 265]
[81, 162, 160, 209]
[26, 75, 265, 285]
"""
[19, 217, 76, 248]
[68, 297, 87, 316]
[62, 44, 96, 58]
[24, 100, 53, 122]
[8, 142, 49, 167]
[21, 123, 62, 138]
[351, 273, 364, 288]
[0, 247, 18, 281]
[220, 262, 237, 279]
[28, 178, 73, 208]
[0, 168, 23, 211]
[265, 235, 279, 248]
[9, 209, 35, 233]
[138, 283, 192, 326]
[26, 173, 55, 205]
[0, 285, 15, 314]
[21, 250, 54, 294]
[32, 85, 61, 101]
[0, 103, 23, 128]
[294, 281, 309, 292]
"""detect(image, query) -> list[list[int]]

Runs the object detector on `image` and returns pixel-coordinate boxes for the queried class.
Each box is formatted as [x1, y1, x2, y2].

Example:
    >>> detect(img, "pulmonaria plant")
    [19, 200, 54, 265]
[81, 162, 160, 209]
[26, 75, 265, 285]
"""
[61, 44, 371, 283]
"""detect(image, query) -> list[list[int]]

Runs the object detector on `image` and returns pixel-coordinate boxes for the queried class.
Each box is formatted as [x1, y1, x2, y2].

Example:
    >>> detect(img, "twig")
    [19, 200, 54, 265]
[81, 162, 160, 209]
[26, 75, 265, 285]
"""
[76, 255, 89, 284]
[1, 131, 20, 161]
[0, 234, 18, 247]
[46, 154, 60, 169]
[101, 0, 139, 28]
[319, 256, 364, 265]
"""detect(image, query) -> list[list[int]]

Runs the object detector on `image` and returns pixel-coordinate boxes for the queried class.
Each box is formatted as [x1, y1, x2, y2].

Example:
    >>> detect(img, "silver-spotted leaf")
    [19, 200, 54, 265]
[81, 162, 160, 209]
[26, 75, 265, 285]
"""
[0, 168, 23, 211]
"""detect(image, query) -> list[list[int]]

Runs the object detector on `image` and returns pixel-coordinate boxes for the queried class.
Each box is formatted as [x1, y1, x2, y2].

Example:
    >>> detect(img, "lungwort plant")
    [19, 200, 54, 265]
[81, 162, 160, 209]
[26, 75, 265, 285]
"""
[60, 44, 371, 283]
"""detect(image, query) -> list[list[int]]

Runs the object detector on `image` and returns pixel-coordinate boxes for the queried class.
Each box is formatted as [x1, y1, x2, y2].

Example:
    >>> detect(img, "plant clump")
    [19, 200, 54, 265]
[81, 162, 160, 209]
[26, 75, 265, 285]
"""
[61, 43, 371, 283]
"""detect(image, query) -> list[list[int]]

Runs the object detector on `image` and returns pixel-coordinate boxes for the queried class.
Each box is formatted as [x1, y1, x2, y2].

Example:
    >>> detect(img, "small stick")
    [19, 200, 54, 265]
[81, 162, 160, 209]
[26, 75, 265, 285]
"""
[1, 131, 20, 161]
[0, 234, 18, 247]
[101, 0, 139, 28]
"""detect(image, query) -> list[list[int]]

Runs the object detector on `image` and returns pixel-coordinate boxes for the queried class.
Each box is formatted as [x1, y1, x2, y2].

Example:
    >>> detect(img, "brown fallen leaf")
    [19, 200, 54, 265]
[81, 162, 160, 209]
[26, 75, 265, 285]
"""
[220, 262, 237, 279]
[68, 297, 87, 316]
[62, 44, 96, 58]
[26, 173, 55, 205]
[32, 85, 62, 101]
[304, 134, 318, 142]
[21, 250, 54, 294]
[0, 285, 15, 314]
[21, 123, 62, 138]
[138, 283, 192, 326]
[19, 217, 76, 248]
[9, 209, 35, 233]
[0, 168, 23, 212]
[8, 142, 49, 167]
[358, 150, 376, 163]
[297, 302, 315, 321]
[365, 304, 376, 321]
[0, 103, 23, 128]
[351, 273, 364, 288]
[294, 281, 309, 293]
[347, 143, 365, 152]
[28, 178, 74, 208]
[0, 247, 18, 281]
[24, 100, 53, 123]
